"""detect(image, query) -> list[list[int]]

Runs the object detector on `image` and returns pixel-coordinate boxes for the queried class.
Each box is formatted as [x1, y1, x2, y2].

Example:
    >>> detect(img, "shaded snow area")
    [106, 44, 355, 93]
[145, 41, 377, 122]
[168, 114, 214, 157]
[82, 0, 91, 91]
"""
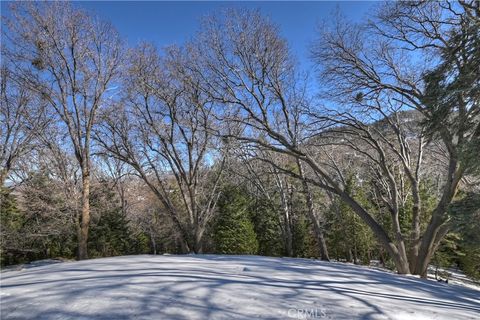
[1, 259, 69, 272]
[1, 255, 479, 319]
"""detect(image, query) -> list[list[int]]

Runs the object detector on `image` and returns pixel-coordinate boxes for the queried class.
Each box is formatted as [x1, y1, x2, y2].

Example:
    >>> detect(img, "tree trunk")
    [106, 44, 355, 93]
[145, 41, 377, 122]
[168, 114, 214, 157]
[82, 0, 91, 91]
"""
[179, 236, 190, 253]
[272, 169, 294, 257]
[413, 159, 462, 277]
[413, 214, 448, 277]
[415, 207, 457, 277]
[334, 190, 410, 273]
[296, 160, 330, 261]
[150, 230, 157, 255]
[77, 168, 90, 260]
[392, 213, 411, 273]
[408, 190, 421, 272]
[317, 232, 330, 261]
[302, 156, 412, 273]
[0, 168, 7, 187]
[282, 200, 294, 257]
[353, 242, 358, 264]
[193, 227, 204, 254]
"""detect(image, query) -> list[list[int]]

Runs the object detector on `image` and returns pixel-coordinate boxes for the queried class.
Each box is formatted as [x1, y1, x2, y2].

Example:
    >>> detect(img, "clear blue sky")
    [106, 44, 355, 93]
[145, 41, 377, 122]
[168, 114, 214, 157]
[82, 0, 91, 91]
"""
[70, 1, 371, 66]
[1, 1, 375, 78]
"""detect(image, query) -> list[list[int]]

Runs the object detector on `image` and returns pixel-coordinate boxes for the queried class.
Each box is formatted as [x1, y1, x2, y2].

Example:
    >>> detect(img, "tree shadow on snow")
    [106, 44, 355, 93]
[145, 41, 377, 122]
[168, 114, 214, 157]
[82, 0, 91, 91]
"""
[1, 255, 479, 320]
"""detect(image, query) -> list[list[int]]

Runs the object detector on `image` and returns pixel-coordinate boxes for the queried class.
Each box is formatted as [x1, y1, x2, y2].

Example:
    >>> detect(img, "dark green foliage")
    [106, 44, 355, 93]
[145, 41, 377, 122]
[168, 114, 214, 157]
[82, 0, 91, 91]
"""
[421, 13, 480, 175]
[290, 203, 320, 258]
[1, 173, 78, 266]
[288, 189, 317, 258]
[447, 193, 480, 279]
[88, 181, 137, 257]
[459, 245, 480, 280]
[302, 224, 323, 258]
[132, 232, 151, 254]
[0, 187, 23, 236]
[433, 233, 463, 270]
[325, 199, 372, 263]
[430, 193, 480, 280]
[249, 195, 283, 256]
[400, 180, 439, 247]
[0, 187, 25, 266]
[212, 186, 258, 254]
[415, 7, 479, 278]
[88, 208, 134, 257]
[1, 175, 145, 266]
[325, 177, 376, 264]
[291, 213, 309, 257]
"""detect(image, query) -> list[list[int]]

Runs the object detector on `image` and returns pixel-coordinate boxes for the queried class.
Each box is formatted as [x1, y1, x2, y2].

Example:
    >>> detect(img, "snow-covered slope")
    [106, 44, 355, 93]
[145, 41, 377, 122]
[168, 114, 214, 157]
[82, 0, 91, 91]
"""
[1, 255, 479, 319]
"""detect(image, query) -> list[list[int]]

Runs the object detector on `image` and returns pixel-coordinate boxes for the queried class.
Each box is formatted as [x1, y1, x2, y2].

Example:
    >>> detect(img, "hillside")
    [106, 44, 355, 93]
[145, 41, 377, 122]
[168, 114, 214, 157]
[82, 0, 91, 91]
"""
[1, 255, 479, 319]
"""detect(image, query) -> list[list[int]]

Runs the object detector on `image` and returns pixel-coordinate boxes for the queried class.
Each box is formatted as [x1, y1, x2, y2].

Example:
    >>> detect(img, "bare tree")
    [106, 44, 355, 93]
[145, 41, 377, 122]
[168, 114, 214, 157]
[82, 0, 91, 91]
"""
[311, 1, 480, 275]
[1, 125, 81, 262]
[3, 2, 122, 259]
[0, 65, 48, 186]
[96, 155, 133, 218]
[97, 44, 227, 253]
[184, 7, 478, 275]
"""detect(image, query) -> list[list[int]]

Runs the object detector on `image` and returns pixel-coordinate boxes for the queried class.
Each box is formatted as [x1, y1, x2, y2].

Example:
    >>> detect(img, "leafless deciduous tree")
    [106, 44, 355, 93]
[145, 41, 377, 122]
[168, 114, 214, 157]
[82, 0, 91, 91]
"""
[0, 65, 48, 186]
[3, 2, 122, 259]
[187, 9, 333, 257]
[311, 1, 479, 275]
[97, 44, 227, 253]
[187, 6, 478, 275]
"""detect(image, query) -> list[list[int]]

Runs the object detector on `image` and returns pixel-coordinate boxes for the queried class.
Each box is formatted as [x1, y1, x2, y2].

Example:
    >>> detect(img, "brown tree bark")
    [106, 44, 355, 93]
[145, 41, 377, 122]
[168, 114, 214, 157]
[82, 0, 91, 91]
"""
[77, 168, 91, 260]
[4, 2, 122, 261]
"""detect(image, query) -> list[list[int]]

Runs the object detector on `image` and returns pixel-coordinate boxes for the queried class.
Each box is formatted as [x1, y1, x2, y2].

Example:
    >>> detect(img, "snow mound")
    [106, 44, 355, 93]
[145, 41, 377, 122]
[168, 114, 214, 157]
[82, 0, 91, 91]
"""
[1, 255, 479, 319]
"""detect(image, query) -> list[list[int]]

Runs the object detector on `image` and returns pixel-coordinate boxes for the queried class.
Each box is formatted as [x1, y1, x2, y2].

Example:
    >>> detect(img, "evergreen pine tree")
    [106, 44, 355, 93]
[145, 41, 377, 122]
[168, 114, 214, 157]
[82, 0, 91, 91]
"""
[212, 186, 258, 254]
[0, 187, 24, 266]
[88, 181, 134, 257]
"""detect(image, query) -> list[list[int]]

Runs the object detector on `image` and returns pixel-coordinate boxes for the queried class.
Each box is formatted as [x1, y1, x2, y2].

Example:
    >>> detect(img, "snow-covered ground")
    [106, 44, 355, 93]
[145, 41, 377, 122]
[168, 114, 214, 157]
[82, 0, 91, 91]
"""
[1, 255, 479, 319]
